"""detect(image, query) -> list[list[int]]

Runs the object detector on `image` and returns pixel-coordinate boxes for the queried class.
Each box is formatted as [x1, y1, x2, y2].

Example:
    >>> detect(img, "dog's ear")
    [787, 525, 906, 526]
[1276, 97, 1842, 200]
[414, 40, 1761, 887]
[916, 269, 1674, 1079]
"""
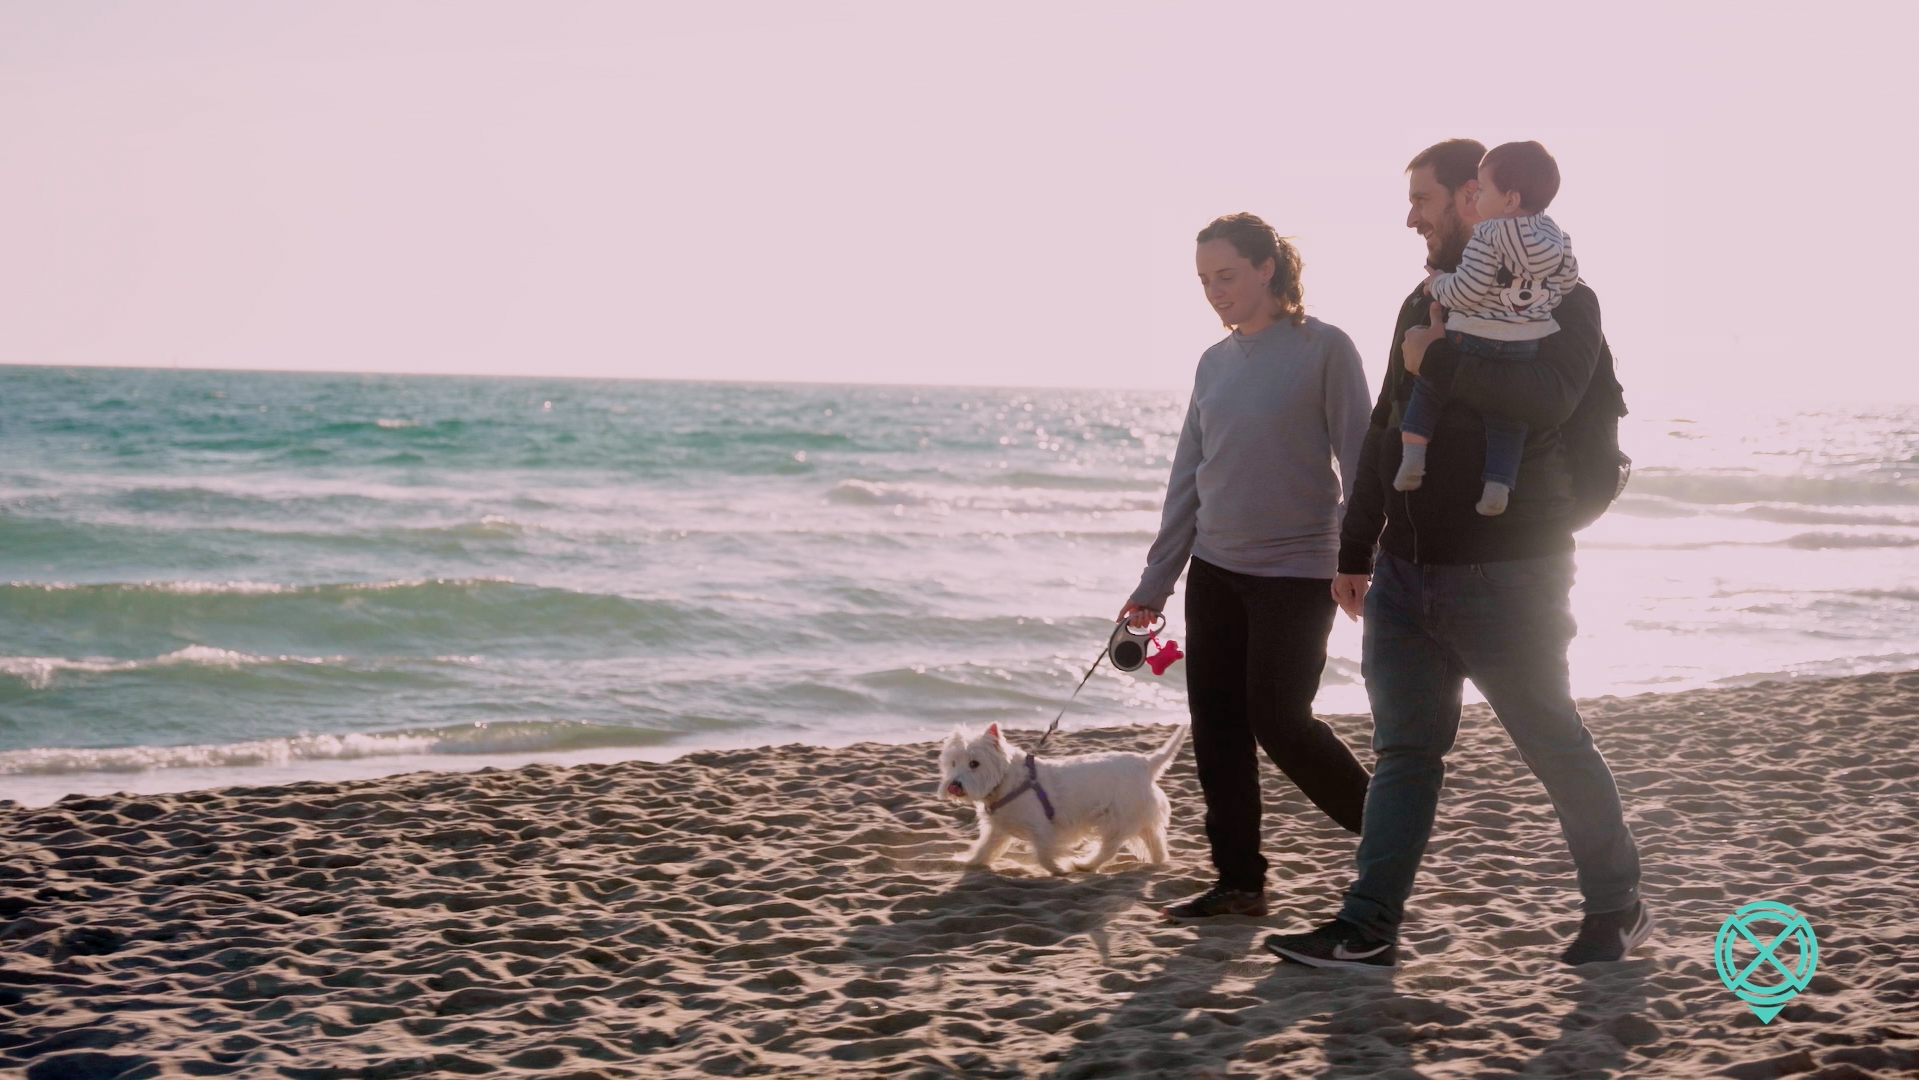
[944, 727, 966, 748]
[984, 722, 1005, 748]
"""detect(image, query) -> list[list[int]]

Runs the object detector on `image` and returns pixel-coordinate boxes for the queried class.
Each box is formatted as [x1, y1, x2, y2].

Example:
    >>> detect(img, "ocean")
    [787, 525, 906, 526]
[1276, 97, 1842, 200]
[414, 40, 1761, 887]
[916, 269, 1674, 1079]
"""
[2, 366, 1916, 806]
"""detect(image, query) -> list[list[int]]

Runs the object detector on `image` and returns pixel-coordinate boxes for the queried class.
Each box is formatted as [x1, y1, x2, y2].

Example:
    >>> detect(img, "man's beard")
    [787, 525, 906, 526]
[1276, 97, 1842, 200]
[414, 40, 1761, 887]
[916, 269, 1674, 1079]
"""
[1426, 204, 1471, 272]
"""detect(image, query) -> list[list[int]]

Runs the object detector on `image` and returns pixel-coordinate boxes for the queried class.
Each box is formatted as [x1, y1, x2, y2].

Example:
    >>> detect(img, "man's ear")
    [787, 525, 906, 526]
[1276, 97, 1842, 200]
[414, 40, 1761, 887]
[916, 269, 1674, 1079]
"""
[1456, 177, 1480, 211]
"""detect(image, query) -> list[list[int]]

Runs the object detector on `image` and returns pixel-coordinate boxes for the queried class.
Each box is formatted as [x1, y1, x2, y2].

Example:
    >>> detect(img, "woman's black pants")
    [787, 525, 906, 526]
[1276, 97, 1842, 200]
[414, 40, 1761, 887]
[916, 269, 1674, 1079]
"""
[1183, 556, 1371, 891]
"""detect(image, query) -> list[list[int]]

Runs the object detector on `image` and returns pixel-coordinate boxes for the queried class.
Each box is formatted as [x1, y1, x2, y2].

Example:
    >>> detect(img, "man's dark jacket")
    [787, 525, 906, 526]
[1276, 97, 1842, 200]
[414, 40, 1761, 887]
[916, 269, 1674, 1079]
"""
[1338, 281, 1612, 573]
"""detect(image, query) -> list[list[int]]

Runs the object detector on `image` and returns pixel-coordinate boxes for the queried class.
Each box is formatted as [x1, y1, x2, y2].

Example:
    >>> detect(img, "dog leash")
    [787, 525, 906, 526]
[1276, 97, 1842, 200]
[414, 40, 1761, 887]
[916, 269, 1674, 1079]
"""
[1032, 623, 1117, 753]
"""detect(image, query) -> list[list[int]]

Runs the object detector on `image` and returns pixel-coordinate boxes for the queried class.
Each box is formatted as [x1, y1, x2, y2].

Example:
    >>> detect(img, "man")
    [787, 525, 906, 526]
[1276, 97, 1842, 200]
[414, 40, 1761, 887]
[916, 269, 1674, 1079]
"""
[1263, 139, 1650, 969]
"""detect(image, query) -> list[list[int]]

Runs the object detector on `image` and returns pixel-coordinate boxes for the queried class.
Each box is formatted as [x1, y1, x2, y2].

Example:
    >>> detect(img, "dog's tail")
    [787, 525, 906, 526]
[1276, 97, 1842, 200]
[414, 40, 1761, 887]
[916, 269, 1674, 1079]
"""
[1145, 724, 1188, 777]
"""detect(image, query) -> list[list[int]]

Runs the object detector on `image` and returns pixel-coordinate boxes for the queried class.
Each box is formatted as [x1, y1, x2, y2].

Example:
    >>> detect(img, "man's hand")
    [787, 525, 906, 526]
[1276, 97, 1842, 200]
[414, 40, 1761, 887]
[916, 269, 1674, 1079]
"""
[1402, 301, 1445, 375]
[1332, 574, 1369, 622]
[1118, 601, 1160, 629]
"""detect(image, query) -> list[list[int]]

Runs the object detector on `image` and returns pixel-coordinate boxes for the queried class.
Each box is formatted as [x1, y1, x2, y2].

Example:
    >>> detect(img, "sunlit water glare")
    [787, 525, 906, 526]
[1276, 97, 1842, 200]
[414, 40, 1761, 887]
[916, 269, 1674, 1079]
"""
[1, 367, 1912, 805]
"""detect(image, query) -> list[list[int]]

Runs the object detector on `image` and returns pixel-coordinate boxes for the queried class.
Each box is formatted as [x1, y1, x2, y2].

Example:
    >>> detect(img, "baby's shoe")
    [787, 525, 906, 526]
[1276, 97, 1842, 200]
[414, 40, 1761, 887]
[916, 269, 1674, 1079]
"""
[1393, 443, 1427, 492]
[1476, 482, 1511, 516]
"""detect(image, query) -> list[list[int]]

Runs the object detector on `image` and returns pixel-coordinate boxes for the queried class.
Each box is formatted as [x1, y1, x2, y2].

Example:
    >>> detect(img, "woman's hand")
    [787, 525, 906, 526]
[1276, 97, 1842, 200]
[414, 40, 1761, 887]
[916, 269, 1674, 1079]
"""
[1402, 301, 1445, 375]
[1117, 601, 1160, 629]
[1332, 574, 1369, 622]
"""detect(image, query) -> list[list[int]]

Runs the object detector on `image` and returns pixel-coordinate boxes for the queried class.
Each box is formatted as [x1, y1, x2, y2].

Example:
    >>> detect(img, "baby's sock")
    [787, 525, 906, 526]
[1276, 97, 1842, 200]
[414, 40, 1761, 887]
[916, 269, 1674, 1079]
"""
[1476, 481, 1511, 516]
[1393, 442, 1428, 491]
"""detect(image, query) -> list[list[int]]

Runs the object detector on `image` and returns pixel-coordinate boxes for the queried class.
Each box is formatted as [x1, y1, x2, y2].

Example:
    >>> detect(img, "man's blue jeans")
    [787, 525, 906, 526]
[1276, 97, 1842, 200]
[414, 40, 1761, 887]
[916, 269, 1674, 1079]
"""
[1337, 551, 1641, 942]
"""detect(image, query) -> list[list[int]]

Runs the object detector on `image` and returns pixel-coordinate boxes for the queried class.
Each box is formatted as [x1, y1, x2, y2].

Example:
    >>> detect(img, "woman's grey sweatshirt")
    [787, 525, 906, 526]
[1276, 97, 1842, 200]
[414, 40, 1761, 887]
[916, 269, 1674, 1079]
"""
[1130, 316, 1372, 610]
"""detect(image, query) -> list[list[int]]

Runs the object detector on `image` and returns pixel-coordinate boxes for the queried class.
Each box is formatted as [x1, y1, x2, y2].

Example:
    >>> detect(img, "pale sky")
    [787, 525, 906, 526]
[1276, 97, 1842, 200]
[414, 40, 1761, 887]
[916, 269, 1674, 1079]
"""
[2, 1, 1913, 406]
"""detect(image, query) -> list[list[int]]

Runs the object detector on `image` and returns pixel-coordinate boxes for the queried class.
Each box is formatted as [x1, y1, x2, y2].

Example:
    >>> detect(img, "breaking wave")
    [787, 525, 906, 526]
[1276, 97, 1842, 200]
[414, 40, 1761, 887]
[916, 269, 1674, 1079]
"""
[0, 645, 307, 690]
[0, 719, 671, 776]
[827, 478, 1162, 515]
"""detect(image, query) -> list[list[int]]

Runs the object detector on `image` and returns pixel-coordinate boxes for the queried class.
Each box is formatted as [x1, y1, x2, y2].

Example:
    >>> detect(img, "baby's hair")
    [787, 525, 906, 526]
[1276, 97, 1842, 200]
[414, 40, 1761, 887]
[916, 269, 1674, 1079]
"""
[1194, 213, 1306, 326]
[1481, 141, 1561, 212]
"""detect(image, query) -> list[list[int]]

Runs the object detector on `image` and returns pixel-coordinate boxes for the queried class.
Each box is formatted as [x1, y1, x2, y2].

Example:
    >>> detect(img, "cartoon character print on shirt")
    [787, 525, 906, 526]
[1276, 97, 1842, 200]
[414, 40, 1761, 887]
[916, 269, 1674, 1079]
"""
[1494, 265, 1543, 315]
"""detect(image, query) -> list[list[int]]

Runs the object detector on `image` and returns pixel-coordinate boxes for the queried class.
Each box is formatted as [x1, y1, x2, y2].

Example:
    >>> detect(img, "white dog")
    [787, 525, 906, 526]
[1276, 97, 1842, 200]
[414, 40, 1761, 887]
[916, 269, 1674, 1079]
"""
[938, 722, 1186, 875]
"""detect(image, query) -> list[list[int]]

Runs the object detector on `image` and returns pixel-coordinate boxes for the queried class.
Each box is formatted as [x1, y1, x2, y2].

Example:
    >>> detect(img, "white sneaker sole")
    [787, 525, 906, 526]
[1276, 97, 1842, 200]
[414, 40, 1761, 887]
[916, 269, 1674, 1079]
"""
[1265, 941, 1396, 970]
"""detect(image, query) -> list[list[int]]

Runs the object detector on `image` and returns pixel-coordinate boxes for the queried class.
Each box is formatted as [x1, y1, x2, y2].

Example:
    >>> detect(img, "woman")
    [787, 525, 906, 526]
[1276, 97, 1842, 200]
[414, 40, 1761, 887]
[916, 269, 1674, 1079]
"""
[1123, 213, 1374, 920]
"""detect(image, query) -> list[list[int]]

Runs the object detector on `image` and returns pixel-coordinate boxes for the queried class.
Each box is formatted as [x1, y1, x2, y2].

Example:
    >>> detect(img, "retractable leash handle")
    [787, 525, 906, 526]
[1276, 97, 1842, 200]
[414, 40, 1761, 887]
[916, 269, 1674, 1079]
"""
[1032, 614, 1180, 753]
[1106, 616, 1163, 673]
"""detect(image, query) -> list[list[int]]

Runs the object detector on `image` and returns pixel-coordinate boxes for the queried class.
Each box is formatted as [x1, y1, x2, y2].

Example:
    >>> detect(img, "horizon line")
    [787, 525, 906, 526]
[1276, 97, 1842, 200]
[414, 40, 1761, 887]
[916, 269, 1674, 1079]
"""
[1, 360, 1907, 411]
[0, 359, 1189, 397]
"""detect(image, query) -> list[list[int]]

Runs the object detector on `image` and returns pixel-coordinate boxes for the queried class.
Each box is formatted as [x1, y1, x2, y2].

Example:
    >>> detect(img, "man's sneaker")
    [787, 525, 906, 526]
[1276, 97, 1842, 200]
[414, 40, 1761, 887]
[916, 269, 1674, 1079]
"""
[1561, 900, 1654, 965]
[1264, 919, 1397, 969]
[1160, 882, 1267, 920]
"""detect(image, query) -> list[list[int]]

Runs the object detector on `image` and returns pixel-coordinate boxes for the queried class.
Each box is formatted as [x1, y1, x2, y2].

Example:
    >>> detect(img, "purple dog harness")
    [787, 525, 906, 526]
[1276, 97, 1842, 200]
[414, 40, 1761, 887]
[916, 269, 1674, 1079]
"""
[986, 752, 1055, 821]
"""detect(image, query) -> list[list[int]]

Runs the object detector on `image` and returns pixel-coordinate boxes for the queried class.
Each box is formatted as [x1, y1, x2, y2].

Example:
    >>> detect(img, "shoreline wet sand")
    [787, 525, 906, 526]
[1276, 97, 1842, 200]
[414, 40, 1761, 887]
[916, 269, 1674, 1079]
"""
[3, 672, 1917, 1078]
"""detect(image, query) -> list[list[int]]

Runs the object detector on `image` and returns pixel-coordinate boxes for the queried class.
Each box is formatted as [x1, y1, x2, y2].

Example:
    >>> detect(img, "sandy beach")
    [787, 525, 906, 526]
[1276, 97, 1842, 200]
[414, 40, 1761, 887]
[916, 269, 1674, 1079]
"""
[3, 671, 1916, 1078]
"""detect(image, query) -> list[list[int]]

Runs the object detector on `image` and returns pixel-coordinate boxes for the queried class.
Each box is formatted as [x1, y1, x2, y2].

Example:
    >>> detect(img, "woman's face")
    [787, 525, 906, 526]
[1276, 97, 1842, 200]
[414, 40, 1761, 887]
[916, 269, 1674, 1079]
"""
[1195, 239, 1275, 329]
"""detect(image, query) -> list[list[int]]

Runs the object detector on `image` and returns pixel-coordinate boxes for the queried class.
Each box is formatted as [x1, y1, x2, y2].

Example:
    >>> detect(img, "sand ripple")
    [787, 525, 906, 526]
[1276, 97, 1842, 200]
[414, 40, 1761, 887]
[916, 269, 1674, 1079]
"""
[3, 672, 1918, 1077]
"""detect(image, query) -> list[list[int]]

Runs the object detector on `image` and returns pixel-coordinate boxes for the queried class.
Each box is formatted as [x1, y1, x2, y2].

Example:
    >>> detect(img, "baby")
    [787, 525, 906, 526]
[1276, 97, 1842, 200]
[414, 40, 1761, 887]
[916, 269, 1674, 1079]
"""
[1394, 141, 1579, 515]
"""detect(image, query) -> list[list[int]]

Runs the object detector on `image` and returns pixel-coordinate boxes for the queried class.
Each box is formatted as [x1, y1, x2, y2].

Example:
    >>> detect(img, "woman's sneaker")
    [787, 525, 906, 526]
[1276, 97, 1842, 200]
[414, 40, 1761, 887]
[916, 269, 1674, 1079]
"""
[1160, 882, 1267, 920]
[1560, 900, 1654, 965]
[1263, 919, 1397, 969]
